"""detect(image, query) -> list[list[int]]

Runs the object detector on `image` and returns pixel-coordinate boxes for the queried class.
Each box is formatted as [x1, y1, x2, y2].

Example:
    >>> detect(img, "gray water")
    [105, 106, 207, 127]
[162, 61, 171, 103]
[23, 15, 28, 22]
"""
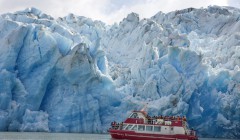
[0, 132, 237, 140]
[0, 132, 110, 140]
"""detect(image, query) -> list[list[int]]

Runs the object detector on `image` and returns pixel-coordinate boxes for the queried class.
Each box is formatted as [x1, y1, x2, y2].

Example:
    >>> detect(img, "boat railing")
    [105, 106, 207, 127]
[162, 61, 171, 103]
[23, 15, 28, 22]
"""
[186, 130, 196, 136]
[110, 122, 124, 130]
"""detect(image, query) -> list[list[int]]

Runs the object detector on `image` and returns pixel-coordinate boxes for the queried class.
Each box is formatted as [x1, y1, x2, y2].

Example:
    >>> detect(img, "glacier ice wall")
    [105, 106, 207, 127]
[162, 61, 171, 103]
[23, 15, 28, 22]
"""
[0, 6, 239, 138]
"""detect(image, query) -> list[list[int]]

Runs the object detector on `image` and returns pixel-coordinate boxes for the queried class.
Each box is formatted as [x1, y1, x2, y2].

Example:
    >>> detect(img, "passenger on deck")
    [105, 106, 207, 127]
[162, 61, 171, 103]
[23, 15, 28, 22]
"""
[183, 116, 187, 121]
[177, 116, 180, 121]
[165, 116, 169, 121]
[172, 116, 176, 120]
[111, 121, 116, 129]
[116, 123, 119, 129]
[111, 122, 114, 128]
[119, 122, 123, 130]
[147, 115, 151, 124]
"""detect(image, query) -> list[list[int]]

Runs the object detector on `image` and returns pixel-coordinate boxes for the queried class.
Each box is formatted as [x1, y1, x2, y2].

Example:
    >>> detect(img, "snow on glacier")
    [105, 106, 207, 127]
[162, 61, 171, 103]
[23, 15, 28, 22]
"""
[0, 6, 239, 138]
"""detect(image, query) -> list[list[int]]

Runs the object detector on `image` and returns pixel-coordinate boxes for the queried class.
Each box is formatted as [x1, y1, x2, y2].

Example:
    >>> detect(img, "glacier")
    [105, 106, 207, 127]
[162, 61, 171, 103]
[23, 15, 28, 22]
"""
[0, 6, 239, 138]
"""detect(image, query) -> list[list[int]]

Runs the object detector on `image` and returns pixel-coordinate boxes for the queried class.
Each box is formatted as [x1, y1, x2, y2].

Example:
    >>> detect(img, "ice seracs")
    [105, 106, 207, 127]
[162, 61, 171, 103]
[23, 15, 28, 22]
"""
[0, 6, 239, 138]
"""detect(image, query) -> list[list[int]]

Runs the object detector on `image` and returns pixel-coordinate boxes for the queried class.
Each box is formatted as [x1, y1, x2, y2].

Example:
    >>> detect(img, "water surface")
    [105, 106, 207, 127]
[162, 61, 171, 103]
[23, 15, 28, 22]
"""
[0, 132, 236, 140]
[0, 132, 110, 140]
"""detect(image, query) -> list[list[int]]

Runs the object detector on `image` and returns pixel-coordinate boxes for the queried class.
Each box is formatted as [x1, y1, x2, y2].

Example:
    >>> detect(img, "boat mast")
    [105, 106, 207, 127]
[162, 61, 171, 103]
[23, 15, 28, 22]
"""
[140, 102, 148, 112]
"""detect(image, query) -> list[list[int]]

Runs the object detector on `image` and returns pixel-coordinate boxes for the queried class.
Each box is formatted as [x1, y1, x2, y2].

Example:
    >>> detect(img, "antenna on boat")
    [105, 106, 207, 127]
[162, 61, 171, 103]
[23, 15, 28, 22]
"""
[140, 102, 148, 112]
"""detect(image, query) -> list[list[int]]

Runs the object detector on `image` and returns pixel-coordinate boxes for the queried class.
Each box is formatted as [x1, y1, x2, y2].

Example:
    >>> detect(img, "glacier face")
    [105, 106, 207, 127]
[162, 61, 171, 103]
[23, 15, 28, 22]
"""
[0, 6, 239, 138]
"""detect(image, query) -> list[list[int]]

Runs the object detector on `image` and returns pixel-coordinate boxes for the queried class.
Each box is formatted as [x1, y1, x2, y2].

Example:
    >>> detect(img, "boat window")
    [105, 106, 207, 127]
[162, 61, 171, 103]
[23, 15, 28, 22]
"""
[131, 125, 137, 131]
[138, 125, 145, 131]
[126, 125, 133, 130]
[165, 121, 172, 125]
[146, 126, 153, 131]
[129, 113, 139, 118]
[122, 124, 128, 130]
[154, 126, 161, 132]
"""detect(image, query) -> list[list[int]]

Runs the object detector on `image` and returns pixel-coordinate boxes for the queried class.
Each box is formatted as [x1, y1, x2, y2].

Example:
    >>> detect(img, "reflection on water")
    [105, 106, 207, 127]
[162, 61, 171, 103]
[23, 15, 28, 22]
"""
[0, 132, 237, 140]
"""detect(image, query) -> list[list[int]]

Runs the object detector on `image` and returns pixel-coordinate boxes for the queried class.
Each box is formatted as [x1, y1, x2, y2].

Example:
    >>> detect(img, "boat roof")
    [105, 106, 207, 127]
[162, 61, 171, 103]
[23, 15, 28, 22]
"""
[132, 110, 147, 116]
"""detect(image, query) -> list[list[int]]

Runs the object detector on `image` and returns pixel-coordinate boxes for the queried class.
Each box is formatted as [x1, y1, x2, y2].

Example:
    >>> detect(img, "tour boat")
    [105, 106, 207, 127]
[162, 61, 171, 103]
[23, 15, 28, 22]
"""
[109, 110, 198, 140]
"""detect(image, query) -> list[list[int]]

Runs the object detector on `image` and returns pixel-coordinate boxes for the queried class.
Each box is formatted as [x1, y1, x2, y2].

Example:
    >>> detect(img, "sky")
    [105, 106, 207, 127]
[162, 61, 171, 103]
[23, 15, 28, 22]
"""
[0, 0, 239, 24]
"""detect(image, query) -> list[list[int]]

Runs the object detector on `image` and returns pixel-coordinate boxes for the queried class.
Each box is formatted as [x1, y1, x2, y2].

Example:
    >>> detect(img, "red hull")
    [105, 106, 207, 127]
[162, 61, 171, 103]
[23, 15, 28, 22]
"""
[109, 129, 198, 140]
